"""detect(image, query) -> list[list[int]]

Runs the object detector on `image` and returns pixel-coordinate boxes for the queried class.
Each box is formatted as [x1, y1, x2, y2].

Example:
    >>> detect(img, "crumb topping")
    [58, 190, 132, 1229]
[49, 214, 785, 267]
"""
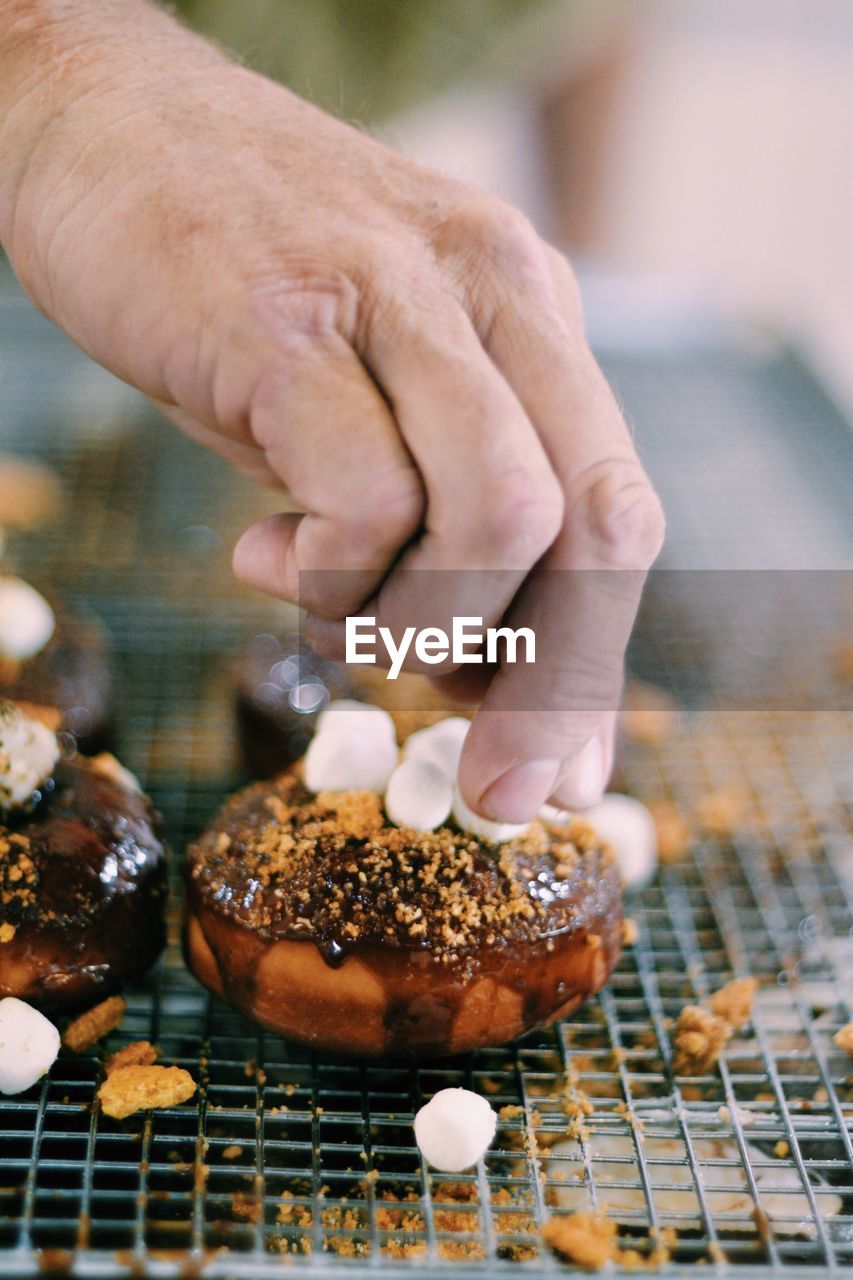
[188, 771, 616, 962]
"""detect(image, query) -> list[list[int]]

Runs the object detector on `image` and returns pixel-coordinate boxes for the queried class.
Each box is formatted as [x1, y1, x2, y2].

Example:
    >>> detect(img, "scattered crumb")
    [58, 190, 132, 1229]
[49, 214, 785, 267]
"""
[648, 800, 691, 863]
[696, 790, 747, 836]
[542, 1212, 619, 1271]
[707, 1240, 727, 1265]
[834, 1023, 853, 1054]
[621, 681, 679, 743]
[0, 922, 16, 943]
[499, 1105, 524, 1120]
[622, 917, 638, 946]
[673, 1005, 731, 1075]
[481, 1077, 501, 1095]
[773, 1140, 790, 1159]
[222, 1145, 243, 1160]
[709, 977, 758, 1028]
[62, 996, 126, 1053]
[98, 1065, 196, 1120]
[105, 1041, 158, 1075]
[231, 1190, 261, 1222]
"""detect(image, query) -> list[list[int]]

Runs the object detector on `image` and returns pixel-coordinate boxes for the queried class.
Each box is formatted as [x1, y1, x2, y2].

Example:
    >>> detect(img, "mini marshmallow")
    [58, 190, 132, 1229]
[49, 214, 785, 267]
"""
[581, 793, 658, 888]
[315, 699, 396, 744]
[0, 700, 60, 811]
[414, 1087, 497, 1172]
[452, 786, 529, 844]
[384, 759, 453, 831]
[304, 727, 398, 794]
[0, 997, 60, 1095]
[402, 717, 470, 780]
[0, 576, 55, 660]
[540, 802, 571, 824]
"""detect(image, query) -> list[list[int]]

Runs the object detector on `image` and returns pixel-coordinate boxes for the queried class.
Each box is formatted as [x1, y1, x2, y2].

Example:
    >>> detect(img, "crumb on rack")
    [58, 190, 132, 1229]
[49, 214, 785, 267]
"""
[622, 917, 638, 946]
[0, 921, 16, 943]
[541, 1212, 619, 1270]
[62, 995, 126, 1053]
[648, 800, 692, 863]
[834, 1022, 853, 1054]
[105, 1040, 158, 1075]
[672, 1005, 731, 1075]
[97, 1064, 196, 1120]
[696, 790, 747, 836]
[222, 1145, 243, 1160]
[773, 1140, 790, 1159]
[709, 977, 758, 1028]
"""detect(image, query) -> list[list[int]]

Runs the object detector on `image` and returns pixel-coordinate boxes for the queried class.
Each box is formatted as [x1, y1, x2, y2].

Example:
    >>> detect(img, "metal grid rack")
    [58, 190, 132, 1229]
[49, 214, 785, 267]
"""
[1, 293, 852, 1276]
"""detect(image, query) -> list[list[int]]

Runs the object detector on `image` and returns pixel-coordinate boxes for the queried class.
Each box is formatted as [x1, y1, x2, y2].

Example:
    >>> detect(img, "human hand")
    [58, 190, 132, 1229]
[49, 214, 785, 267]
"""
[0, 0, 664, 820]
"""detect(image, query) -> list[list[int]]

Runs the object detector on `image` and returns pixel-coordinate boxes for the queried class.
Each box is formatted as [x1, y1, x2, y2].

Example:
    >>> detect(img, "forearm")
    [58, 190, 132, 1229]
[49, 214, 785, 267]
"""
[0, 0, 225, 249]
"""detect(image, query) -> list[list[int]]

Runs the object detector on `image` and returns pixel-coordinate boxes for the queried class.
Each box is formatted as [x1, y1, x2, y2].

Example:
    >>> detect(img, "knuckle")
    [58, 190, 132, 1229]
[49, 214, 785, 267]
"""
[247, 261, 361, 345]
[571, 467, 666, 568]
[446, 195, 551, 287]
[482, 469, 564, 562]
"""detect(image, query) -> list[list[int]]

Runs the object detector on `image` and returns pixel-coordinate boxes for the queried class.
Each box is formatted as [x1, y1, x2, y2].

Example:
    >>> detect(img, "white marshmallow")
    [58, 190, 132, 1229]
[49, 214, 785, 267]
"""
[402, 717, 470, 780]
[452, 786, 529, 844]
[0, 998, 60, 1094]
[315, 699, 396, 744]
[0, 700, 60, 811]
[0, 576, 55, 660]
[304, 727, 398, 794]
[581, 793, 658, 887]
[414, 1088, 497, 1172]
[540, 803, 571, 824]
[384, 759, 453, 832]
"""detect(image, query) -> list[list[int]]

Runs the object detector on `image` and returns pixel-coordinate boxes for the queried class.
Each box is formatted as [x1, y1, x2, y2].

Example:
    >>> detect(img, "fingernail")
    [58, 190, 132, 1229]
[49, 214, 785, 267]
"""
[559, 735, 607, 810]
[479, 758, 563, 824]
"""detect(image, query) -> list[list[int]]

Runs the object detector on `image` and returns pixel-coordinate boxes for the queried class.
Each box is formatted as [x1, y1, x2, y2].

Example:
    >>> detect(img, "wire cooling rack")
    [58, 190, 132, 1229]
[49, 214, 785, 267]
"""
[1, 289, 852, 1276]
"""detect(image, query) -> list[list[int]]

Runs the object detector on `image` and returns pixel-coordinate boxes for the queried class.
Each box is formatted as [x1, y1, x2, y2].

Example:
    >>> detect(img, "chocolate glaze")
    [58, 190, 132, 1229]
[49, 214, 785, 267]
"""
[1, 608, 115, 753]
[0, 758, 166, 1012]
[185, 772, 622, 1057]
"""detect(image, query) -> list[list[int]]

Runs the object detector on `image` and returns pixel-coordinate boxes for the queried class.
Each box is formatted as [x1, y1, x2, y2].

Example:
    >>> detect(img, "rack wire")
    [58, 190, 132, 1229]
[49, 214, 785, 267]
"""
[0, 293, 851, 1276]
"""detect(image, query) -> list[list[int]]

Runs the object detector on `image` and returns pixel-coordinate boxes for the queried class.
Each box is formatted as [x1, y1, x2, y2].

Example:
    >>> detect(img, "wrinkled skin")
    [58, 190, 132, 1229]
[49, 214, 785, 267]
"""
[0, 0, 664, 821]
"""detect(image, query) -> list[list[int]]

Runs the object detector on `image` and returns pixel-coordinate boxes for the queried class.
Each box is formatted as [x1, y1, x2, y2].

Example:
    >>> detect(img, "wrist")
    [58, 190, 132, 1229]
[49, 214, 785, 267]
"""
[0, 0, 226, 256]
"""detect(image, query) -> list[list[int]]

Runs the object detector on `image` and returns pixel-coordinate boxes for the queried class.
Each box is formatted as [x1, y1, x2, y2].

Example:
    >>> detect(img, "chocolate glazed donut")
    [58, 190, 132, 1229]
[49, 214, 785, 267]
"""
[185, 773, 622, 1058]
[0, 758, 167, 1012]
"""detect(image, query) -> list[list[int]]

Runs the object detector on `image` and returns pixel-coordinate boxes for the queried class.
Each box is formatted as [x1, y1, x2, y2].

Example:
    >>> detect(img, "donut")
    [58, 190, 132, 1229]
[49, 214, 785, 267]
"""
[0, 704, 167, 1012]
[0, 576, 115, 753]
[234, 632, 468, 778]
[185, 771, 622, 1057]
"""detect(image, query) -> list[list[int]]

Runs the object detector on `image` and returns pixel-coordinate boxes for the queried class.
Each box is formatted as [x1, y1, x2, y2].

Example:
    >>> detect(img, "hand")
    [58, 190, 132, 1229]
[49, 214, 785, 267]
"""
[0, 0, 664, 820]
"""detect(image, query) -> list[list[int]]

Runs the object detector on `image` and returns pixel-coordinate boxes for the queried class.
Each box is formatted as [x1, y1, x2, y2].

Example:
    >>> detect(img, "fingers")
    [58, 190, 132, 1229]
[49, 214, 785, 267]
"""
[446, 220, 663, 819]
[232, 335, 424, 618]
[332, 298, 564, 671]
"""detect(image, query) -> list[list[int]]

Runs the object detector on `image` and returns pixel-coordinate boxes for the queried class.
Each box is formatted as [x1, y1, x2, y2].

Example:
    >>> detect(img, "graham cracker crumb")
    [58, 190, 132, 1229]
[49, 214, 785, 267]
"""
[834, 1022, 853, 1054]
[622, 918, 638, 946]
[648, 800, 691, 863]
[542, 1212, 619, 1270]
[709, 977, 758, 1028]
[673, 1005, 731, 1075]
[98, 1064, 196, 1120]
[63, 996, 126, 1053]
[0, 921, 15, 942]
[697, 790, 747, 836]
[773, 1140, 790, 1158]
[222, 1145, 243, 1160]
[105, 1041, 158, 1075]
